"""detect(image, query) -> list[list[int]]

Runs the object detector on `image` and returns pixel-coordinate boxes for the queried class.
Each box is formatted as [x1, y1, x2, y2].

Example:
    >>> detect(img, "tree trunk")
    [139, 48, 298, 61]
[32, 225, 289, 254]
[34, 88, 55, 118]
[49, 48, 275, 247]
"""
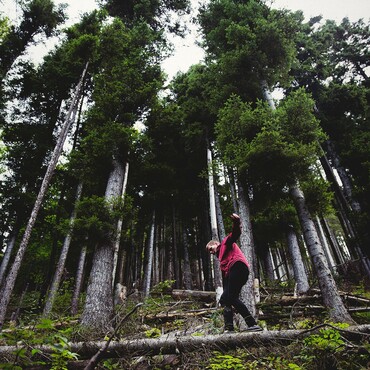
[0, 227, 18, 288]
[290, 184, 355, 324]
[1, 325, 368, 361]
[0, 63, 88, 328]
[71, 244, 87, 316]
[286, 225, 310, 294]
[320, 147, 370, 277]
[80, 156, 125, 332]
[264, 248, 276, 282]
[143, 211, 156, 297]
[324, 140, 361, 212]
[207, 144, 222, 296]
[314, 216, 337, 275]
[182, 228, 192, 290]
[43, 182, 83, 317]
[227, 167, 239, 213]
[236, 177, 257, 318]
[112, 161, 129, 288]
[321, 217, 348, 266]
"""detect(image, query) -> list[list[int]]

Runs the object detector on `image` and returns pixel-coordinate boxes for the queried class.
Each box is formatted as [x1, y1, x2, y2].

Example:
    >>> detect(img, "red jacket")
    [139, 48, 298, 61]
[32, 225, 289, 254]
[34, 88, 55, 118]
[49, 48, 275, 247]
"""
[216, 220, 249, 277]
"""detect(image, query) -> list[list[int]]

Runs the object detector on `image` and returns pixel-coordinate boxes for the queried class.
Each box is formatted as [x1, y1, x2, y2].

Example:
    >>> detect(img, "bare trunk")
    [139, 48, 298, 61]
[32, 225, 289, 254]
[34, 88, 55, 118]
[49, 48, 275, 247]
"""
[315, 216, 337, 275]
[320, 147, 370, 277]
[10, 282, 28, 324]
[112, 161, 129, 288]
[207, 145, 222, 295]
[43, 182, 83, 317]
[264, 248, 276, 282]
[143, 211, 156, 297]
[3, 325, 369, 361]
[290, 184, 355, 324]
[236, 177, 256, 318]
[71, 245, 87, 316]
[286, 226, 309, 294]
[182, 228, 192, 290]
[227, 167, 239, 213]
[0, 63, 88, 328]
[0, 228, 18, 288]
[325, 140, 361, 212]
[80, 156, 125, 332]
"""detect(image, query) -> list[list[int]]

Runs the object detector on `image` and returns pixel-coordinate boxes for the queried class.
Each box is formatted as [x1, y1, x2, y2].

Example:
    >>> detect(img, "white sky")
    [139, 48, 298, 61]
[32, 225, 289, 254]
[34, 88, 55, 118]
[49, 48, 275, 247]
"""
[1, 0, 370, 80]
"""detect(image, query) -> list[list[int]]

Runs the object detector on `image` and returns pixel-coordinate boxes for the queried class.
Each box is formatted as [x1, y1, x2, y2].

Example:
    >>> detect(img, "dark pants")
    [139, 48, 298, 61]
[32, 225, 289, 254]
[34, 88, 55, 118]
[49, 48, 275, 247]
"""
[219, 261, 257, 330]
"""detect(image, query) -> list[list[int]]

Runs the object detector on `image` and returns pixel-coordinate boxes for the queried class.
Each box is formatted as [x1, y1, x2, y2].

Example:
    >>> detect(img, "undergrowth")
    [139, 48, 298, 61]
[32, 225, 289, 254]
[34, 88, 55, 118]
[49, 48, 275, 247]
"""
[0, 280, 369, 369]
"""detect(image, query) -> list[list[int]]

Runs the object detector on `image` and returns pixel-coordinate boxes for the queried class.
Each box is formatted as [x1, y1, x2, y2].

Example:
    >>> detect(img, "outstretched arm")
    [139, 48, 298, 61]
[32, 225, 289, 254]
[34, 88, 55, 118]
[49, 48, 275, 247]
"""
[228, 213, 241, 244]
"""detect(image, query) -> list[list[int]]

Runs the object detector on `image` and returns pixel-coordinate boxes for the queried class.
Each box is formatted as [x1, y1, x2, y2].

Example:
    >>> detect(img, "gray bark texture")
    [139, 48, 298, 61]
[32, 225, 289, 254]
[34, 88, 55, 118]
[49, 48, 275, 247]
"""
[0, 325, 368, 362]
[182, 229, 192, 290]
[71, 245, 87, 316]
[43, 182, 83, 317]
[112, 161, 129, 288]
[143, 211, 156, 297]
[0, 229, 18, 288]
[236, 178, 257, 318]
[0, 63, 88, 328]
[290, 185, 355, 324]
[325, 140, 361, 212]
[207, 145, 223, 292]
[80, 156, 125, 332]
[286, 226, 310, 294]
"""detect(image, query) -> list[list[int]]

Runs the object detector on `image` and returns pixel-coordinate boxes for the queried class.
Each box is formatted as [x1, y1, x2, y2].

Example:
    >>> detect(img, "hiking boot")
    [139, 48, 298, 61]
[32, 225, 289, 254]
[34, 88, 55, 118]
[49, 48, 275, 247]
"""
[245, 325, 263, 332]
[224, 328, 235, 333]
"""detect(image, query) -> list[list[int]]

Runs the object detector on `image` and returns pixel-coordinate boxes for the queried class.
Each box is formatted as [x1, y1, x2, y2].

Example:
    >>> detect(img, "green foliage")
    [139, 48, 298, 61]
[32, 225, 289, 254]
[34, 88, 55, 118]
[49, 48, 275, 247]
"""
[198, 0, 300, 92]
[298, 325, 348, 369]
[145, 327, 161, 338]
[151, 280, 175, 294]
[49, 334, 78, 370]
[0, 318, 78, 369]
[253, 356, 302, 370]
[207, 352, 245, 370]
[102, 359, 122, 369]
[216, 89, 325, 192]
[74, 196, 117, 241]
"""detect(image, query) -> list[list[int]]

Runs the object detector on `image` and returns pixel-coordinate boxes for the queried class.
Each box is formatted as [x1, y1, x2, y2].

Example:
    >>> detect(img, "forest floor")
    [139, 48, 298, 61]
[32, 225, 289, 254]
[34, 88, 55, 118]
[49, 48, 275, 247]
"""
[0, 281, 370, 369]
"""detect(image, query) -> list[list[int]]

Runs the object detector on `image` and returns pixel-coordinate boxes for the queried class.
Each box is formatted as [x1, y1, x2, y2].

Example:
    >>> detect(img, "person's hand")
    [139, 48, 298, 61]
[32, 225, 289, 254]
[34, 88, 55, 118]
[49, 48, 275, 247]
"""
[230, 213, 240, 222]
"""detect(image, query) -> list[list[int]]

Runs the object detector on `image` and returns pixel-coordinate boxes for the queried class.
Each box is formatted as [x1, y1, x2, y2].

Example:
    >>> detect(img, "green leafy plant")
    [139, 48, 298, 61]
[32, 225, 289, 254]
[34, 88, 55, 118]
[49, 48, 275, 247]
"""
[207, 352, 244, 370]
[151, 280, 175, 294]
[49, 334, 78, 370]
[145, 327, 161, 338]
[298, 325, 347, 369]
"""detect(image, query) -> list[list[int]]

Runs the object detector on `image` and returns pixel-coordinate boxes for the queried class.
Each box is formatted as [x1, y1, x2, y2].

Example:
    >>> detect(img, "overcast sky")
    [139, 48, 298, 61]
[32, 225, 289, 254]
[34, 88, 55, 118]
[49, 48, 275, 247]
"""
[2, 0, 369, 80]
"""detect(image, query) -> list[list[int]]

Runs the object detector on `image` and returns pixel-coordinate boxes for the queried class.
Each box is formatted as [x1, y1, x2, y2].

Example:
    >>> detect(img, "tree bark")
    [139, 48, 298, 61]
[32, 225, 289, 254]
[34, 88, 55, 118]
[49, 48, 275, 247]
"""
[290, 184, 355, 324]
[143, 211, 156, 297]
[112, 161, 129, 288]
[80, 156, 125, 332]
[236, 177, 257, 318]
[43, 182, 83, 317]
[71, 245, 87, 316]
[0, 62, 88, 329]
[286, 226, 310, 294]
[0, 325, 368, 361]
[207, 144, 223, 296]
[182, 228, 192, 290]
[0, 227, 18, 288]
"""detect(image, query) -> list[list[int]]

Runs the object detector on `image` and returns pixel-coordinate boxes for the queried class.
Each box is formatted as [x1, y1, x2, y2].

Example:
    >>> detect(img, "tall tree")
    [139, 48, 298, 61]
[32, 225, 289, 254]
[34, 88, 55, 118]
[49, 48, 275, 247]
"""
[0, 63, 88, 328]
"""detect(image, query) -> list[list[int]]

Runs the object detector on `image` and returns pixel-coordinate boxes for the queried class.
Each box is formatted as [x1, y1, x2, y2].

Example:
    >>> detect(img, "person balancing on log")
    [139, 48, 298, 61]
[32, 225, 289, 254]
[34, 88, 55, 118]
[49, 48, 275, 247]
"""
[206, 213, 262, 332]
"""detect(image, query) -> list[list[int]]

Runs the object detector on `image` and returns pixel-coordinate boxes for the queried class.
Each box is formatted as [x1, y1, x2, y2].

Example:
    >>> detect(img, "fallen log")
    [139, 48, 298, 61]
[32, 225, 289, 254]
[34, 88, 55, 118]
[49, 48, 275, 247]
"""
[0, 324, 369, 363]
[144, 307, 218, 321]
[171, 289, 216, 302]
